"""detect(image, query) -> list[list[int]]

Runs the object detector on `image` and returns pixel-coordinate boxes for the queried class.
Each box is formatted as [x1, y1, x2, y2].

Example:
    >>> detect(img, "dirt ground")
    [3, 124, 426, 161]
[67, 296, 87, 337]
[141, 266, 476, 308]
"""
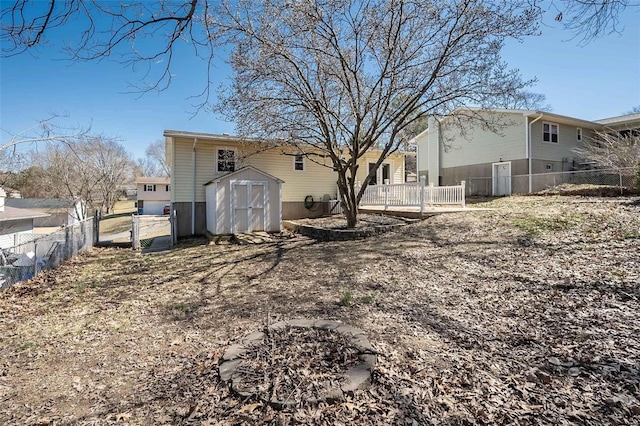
[0, 195, 638, 425]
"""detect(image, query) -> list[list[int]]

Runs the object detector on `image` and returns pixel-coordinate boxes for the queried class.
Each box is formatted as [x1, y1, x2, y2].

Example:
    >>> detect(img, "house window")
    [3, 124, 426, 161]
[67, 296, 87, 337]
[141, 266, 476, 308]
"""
[543, 122, 559, 143]
[144, 184, 156, 192]
[577, 128, 582, 142]
[216, 148, 236, 172]
[294, 154, 305, 171]
[546, 163, 553, 171]
[166, 185, 170, 192]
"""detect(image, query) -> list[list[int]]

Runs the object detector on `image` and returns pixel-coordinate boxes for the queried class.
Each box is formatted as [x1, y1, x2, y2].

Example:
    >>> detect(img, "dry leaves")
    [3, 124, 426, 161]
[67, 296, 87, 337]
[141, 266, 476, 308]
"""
[0, 195, 638, 424]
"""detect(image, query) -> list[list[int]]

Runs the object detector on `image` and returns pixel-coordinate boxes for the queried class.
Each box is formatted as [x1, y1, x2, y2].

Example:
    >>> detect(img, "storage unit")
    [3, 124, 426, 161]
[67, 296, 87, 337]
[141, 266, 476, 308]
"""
[205, 166, 283, 235]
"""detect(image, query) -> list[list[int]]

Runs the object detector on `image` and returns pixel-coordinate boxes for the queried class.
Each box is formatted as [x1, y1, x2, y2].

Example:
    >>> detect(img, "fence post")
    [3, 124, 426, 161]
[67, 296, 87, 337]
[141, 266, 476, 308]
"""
[131, 214, 140, 250]
[429, 182, 434, 207]
[419, 176, 426, 214]
[93, 211, 99, 245]
[383, 181, 389, 211]
[461, 181, 466, 208]
[619, 170, 624, 195]
[33, 241, 38, 278]
[171, 209, 177, 246]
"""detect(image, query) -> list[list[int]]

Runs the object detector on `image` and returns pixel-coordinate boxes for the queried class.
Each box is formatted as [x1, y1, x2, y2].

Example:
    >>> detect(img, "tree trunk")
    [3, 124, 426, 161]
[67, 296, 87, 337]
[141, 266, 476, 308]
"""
[337, 169, 359, 228]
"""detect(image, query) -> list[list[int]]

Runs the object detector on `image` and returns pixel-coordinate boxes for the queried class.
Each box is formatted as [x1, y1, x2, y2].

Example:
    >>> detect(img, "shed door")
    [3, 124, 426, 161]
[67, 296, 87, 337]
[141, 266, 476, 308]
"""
[232, 181, 266, 233]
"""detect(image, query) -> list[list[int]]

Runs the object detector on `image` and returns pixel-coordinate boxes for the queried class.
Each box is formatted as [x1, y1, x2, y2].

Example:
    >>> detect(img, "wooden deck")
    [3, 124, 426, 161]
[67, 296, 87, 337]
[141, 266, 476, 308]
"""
[359, 205, 492, 219]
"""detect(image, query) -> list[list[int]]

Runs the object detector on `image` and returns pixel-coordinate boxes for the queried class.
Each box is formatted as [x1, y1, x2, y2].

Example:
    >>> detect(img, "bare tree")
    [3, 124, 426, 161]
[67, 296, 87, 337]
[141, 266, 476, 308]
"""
[550, 0, 639, 45]
[146, 140, 170, 177]
[32, 137, 133, 214]
[575, 129, 640, 170]
[210, 0, 541, 226]
[492, 91, 553, 111]
[0, 115, 90, 172]
[1, 1, 216, 107]
[625, 105, 640, 114]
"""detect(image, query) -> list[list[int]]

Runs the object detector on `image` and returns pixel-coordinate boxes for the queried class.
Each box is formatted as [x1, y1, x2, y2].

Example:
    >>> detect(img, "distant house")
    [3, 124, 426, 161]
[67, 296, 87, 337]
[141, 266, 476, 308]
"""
[5, 198, 86, 227]
[164, 130, 407, 236]
[136, 176, 171, 215]
[593, 112, 640, 135]
[413, 108, 618, 196]
[0, 188, 49, 249]
[2, 186, 22, 199]
[119, 184, 137, 201]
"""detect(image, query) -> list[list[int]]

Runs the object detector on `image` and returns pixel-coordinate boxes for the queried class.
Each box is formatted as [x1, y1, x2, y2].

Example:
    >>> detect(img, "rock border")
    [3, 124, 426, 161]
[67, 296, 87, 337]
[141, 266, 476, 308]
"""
[219, 319, 377, 408]
[282, 218, 413, 241]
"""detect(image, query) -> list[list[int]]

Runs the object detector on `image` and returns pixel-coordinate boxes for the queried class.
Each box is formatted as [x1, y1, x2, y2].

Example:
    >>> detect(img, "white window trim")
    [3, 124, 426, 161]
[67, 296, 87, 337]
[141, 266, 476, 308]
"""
[144, 184, 156, 192]
[293, 154, 305, 172]
[216, 147, 238, 173]
[576, 127, 583, 142]
[542, 121, 559, 144]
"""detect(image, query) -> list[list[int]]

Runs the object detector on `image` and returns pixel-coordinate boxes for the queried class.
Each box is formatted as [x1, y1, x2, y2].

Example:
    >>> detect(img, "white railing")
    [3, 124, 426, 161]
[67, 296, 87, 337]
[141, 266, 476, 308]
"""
[360, 177, 466, 211]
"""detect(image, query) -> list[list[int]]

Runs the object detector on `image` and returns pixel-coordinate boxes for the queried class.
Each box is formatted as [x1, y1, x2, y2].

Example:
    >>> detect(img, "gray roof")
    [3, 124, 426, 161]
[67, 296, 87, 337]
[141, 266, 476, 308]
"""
[0, 206, 50, 222]
[594, 112, 640, 126]
[5, 198, 75, 210]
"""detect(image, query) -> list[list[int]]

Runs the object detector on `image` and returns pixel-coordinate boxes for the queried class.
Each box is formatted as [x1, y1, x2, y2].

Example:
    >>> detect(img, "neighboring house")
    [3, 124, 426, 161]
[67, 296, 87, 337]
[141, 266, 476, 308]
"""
[594, 112, 640, 134]
[4, 198, 86, 227]
[414, 108, 610, 196]
[119, 184, 137, 201]
[164, 130, 407, 236]
[0, 188, 49, 249]
[136, 177, 171, 215]
[2, 186, 22, 198]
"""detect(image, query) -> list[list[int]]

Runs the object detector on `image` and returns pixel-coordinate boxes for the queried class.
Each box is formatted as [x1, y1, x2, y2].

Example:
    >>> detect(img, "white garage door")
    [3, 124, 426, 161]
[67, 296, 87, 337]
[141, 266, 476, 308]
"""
[142, 201, 166, 215]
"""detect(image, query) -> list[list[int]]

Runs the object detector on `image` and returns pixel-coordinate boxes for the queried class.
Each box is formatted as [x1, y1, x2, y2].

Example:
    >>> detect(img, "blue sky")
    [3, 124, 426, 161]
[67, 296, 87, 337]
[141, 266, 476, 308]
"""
[1, 6, 639, 162]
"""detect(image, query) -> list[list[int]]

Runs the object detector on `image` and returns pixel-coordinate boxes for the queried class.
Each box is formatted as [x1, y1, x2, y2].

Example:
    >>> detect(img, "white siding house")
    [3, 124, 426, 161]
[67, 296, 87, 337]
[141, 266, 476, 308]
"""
[414, 109, 602, 195]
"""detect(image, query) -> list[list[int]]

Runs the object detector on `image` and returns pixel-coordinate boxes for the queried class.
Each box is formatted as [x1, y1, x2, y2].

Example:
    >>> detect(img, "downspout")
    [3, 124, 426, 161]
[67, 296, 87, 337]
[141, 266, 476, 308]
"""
[528, 113, 543, 194]
[192, 138, 198, 235]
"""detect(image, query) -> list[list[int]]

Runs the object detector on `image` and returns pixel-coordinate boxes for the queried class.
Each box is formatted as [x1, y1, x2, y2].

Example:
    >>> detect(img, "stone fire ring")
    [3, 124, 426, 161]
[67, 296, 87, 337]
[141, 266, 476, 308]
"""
[218, 319, 377, 408]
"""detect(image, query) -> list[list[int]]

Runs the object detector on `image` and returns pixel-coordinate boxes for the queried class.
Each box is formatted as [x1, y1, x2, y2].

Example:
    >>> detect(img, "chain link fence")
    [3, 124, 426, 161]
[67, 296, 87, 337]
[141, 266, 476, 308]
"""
[467, 167, 638, 196]
[0, 216, 97, 290]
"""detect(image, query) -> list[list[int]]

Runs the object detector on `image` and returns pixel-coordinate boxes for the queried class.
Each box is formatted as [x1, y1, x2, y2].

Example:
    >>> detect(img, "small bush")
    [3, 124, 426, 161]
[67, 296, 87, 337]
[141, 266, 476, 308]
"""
[339, 291, 353, 307]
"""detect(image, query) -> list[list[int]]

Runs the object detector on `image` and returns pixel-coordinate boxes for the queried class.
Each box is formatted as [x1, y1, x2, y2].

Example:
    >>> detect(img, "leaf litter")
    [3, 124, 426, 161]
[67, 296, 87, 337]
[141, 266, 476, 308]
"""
[0, 195, 638, 424]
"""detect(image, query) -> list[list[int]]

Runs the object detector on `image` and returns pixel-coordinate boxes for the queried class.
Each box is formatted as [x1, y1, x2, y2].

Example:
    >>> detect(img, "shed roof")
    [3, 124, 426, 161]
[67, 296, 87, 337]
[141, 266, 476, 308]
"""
[204, 166, 285, 186]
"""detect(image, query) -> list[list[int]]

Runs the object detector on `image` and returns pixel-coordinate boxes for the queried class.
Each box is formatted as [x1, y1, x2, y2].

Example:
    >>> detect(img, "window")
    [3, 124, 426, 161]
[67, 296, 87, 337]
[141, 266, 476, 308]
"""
[166, 185, 170, 192]
[216, 148, 236, 172]
[576, 128, 583, 142]
[543, 122, 559, 143]
[144, 184, 156, 192]
[546, 163, 553, 171]
[293, 154, 305, 171]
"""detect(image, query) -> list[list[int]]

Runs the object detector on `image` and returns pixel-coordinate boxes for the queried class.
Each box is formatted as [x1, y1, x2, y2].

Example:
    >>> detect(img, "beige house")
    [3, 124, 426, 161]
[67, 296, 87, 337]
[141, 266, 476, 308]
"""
[164, 130, 406, 236]
[414, 109, 606, 196]
[136, 176, 171, 215]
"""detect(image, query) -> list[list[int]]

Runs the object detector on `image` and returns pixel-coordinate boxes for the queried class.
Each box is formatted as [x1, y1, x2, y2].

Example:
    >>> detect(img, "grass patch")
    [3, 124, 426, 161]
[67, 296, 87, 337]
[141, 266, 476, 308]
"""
[99, 216, 132, 235]
[512, 214, 582, 236]
[339, 291, 353, 307]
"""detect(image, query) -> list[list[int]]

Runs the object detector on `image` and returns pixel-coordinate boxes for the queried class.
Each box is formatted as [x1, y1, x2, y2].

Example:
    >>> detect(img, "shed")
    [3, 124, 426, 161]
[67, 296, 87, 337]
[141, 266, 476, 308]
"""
[205, 166, 284, 235]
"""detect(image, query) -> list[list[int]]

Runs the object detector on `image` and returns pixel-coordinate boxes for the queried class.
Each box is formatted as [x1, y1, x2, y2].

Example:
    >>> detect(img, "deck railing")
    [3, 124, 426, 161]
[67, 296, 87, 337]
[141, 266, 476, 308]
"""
[360, 177, 466, 211]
